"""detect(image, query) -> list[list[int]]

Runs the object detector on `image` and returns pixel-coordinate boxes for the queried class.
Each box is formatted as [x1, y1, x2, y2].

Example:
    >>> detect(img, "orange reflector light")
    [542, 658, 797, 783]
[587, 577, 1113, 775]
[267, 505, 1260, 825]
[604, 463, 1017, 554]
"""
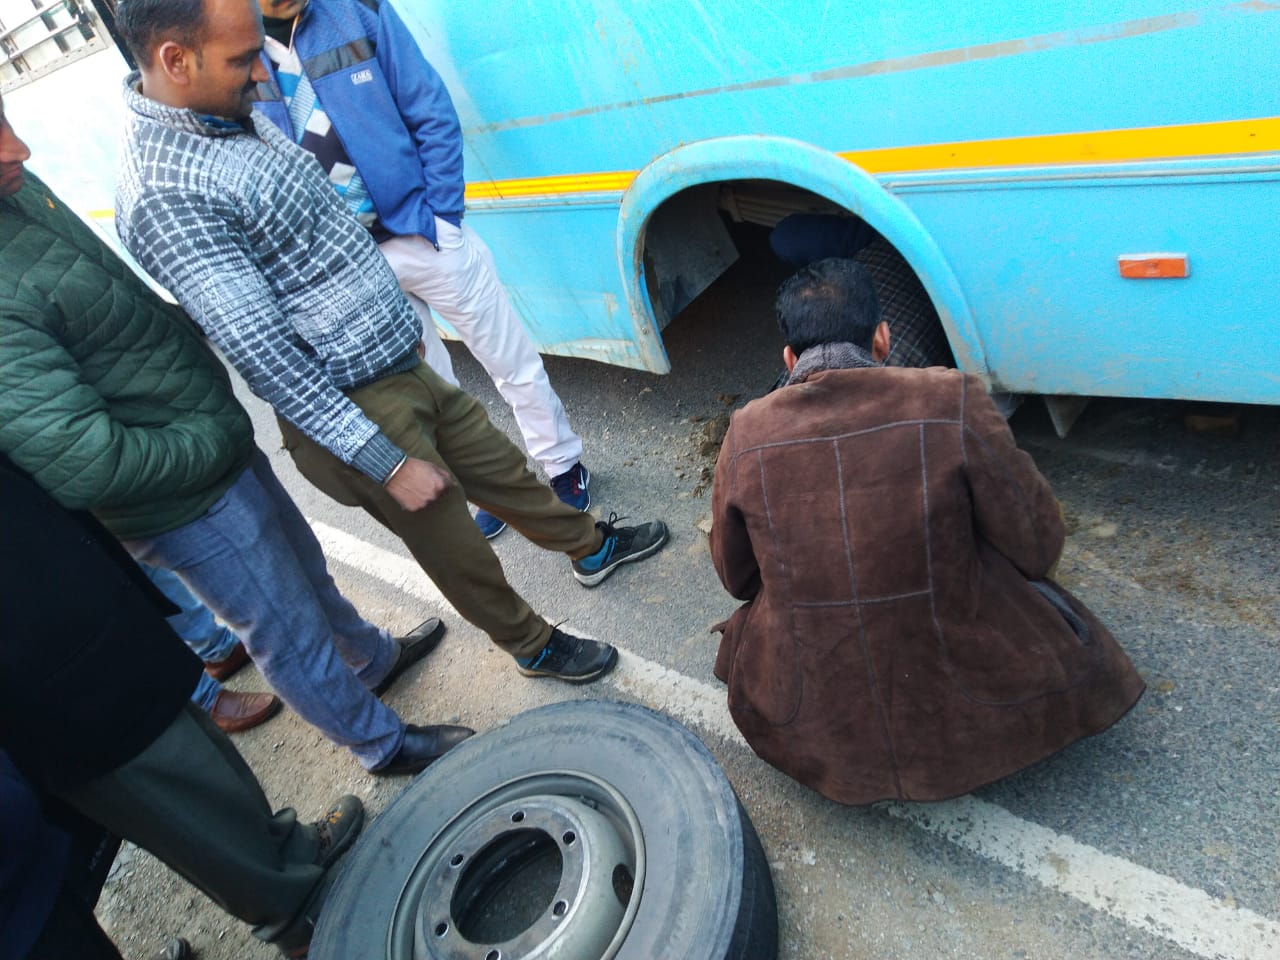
[1118, 254, 1189, 279]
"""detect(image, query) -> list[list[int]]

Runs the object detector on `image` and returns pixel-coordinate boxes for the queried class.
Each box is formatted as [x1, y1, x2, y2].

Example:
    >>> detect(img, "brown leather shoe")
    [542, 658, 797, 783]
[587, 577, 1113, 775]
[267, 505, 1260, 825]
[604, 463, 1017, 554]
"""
[210, 690, 281, 733]
[204, 641, 250, 682]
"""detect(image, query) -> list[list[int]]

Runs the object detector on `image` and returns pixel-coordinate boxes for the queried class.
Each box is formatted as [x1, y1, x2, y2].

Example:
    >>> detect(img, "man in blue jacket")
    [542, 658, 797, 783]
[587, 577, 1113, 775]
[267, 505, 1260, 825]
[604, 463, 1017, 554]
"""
[254, 0, 590, 540]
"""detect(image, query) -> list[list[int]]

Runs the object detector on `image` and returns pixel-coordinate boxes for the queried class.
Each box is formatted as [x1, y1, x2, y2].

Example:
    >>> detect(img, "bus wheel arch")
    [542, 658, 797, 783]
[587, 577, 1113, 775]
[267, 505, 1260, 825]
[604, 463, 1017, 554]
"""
[617, 135, 987, 375]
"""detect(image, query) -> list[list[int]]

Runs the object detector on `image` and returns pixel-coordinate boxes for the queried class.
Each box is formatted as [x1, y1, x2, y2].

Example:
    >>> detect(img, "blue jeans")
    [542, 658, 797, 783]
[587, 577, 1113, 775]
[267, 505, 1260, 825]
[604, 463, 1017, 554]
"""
[123, 451, 404, 770]
[142, 563, 239, 712]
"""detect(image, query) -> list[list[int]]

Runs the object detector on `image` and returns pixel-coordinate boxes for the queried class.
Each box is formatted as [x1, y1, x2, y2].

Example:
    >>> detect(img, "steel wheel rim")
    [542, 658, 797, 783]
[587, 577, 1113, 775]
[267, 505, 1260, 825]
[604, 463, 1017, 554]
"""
[386, 771, 646, 960]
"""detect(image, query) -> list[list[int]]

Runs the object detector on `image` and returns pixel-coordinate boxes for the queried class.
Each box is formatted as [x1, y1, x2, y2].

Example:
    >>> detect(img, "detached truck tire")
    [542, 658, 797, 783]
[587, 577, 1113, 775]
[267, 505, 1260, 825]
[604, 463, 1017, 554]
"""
[311, 699, 778, 960]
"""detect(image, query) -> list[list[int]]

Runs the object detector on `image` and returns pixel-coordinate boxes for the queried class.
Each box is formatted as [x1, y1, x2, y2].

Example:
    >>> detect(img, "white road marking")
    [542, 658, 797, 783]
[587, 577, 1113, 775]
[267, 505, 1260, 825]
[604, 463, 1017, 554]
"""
[885, 800, 1279, 960]
[312, 520, 1280, 960]
[315, 521, 453, 612]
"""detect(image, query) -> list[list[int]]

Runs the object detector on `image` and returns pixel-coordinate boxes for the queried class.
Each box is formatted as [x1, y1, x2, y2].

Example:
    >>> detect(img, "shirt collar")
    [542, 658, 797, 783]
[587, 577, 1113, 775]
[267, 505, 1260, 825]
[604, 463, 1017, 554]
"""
[122, 72, 256, 138]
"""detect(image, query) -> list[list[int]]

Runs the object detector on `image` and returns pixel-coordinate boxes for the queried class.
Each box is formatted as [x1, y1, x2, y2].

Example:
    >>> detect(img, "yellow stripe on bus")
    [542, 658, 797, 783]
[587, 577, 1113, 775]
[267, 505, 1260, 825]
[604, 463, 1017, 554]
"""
[843, 115, 1280, 173]
[466, 170, 637, 200]
[465, 116, 1280, 201]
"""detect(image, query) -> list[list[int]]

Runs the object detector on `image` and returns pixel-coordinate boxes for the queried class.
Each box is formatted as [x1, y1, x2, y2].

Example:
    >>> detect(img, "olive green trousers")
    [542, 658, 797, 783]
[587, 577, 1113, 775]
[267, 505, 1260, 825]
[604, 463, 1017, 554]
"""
[279, 361, 600, 658]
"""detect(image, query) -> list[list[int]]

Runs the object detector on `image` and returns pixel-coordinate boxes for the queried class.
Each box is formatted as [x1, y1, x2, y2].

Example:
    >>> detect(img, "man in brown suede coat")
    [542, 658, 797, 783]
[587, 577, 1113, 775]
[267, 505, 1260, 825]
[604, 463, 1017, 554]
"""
[710, 258, 1145, 804]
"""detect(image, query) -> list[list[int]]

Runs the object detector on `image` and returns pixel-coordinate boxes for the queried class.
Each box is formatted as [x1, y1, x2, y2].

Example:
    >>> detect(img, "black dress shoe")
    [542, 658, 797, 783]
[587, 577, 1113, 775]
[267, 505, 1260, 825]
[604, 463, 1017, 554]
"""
[374, 723, 475, 776]
[372, 618, 447, 696]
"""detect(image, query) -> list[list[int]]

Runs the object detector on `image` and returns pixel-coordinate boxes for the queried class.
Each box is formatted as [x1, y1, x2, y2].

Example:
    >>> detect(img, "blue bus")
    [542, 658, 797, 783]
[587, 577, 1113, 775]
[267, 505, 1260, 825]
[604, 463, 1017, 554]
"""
[7, 0, 1279, 427]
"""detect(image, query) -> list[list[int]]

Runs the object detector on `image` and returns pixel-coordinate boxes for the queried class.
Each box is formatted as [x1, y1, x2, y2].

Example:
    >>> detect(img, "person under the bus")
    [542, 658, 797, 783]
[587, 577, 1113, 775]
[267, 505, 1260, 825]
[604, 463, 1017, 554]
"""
[111, 0, 669, 688]
[769, 212, 955, 371]
[253, 0, 592, 543]
[709, 257, 1145, 804]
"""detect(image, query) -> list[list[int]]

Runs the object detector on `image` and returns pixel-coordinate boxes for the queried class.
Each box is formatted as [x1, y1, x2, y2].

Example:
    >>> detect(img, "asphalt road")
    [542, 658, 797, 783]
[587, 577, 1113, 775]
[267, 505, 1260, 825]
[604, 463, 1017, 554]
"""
[99, 251, 1279, 960]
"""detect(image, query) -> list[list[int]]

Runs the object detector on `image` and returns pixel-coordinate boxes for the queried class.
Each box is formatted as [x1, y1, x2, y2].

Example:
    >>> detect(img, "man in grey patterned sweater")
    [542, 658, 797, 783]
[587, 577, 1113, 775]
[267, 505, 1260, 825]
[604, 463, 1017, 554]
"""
[114, 0, 669, 686]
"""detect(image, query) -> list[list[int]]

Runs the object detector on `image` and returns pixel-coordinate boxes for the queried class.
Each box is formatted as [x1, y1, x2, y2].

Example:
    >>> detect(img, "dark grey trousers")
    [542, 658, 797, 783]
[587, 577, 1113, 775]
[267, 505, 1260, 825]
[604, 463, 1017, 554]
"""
[57, 704, 325, 948]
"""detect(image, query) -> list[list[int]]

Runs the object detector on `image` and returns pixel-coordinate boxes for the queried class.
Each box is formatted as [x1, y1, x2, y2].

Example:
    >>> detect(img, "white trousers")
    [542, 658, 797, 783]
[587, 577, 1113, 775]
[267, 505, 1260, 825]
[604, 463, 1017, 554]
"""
[379, 220, 583, 477]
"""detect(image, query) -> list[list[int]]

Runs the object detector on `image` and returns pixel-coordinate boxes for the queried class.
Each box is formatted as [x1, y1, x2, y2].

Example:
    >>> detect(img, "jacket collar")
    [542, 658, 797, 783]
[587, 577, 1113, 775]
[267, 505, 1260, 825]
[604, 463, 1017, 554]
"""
[3, 171, 57, 221]
[122, 72, 257, 138]
[787, 341, 882, 385]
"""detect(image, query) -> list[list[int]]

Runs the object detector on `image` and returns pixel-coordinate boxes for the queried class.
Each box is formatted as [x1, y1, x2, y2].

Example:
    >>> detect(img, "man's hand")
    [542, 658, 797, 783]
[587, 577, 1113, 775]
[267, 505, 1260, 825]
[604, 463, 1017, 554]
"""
[385, 457, 455, 511]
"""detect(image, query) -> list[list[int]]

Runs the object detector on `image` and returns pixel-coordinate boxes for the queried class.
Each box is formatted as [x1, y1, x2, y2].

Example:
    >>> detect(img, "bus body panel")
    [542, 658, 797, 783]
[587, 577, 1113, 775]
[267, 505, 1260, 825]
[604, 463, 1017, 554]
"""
[900, 166, 1280, 400]
[412, 0, 1280, 396]
[5, 48, 126, 225]
[464, 200, 651, 367]
[8, 0, 1280, 399]
[430, 0, 1279, 180]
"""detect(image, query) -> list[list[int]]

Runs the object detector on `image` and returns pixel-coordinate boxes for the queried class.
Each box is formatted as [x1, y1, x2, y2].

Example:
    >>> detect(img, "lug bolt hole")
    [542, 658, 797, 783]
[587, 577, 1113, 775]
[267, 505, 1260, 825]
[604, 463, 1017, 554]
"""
[552, 900, 569, 918]
[450, 853, 465, 867]
[434, 922, 448, 937]
[510, 811, 525, 823]
[562, 830, 576, 846]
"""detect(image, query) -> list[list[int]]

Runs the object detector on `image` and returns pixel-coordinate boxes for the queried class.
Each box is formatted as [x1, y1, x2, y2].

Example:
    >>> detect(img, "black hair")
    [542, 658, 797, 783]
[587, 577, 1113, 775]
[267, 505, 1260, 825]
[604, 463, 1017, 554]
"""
[116, 0, 207, 67]
[775, 257, 881, 354]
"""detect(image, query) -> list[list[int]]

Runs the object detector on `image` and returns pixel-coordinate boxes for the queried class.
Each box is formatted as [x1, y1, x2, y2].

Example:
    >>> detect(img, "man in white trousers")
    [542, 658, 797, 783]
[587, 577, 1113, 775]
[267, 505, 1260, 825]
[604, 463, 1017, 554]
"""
[253, 0, 589, 539]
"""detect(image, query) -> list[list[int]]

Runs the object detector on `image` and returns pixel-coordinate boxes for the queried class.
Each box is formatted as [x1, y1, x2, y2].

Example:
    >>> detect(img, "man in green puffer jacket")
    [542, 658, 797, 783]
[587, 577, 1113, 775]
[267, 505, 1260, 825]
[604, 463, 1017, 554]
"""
[0, 94, 469, 777]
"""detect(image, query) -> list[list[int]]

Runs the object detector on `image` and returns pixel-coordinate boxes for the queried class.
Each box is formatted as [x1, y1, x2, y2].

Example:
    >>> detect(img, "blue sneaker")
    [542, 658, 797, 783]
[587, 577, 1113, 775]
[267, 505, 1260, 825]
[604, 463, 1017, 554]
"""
[551, 462, 591, 511]
[475, 509, 507, 539]
[571, 513, 669, 587]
